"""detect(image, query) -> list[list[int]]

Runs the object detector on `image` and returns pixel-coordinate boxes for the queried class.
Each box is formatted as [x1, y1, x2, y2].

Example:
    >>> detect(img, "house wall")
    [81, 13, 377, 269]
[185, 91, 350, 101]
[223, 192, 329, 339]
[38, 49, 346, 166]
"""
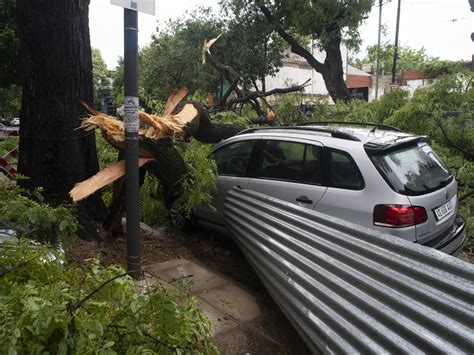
[405, 78, 438, 95]
[368, 75, 392, 102]
[264, 65, 328, 96]
[346, 75, 372, 89]
[261, 43, 349, 102]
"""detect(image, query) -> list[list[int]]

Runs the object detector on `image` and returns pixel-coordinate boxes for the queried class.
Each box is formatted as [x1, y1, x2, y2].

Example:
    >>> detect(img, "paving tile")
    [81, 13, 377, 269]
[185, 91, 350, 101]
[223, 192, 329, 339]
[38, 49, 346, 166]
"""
[212, 325, 285, 354]
[196, 298, 239, 336]
[156, 261, 230, 294]
[199, 283, 261, 323]
[143, 259, 189, 275]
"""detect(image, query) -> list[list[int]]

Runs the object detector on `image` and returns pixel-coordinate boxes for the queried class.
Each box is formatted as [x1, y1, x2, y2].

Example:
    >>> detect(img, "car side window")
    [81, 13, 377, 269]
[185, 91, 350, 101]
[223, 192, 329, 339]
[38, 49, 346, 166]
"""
[328, 149, 364, 190]
[257, 140, 322, 184]
[212, 140, 255, 177]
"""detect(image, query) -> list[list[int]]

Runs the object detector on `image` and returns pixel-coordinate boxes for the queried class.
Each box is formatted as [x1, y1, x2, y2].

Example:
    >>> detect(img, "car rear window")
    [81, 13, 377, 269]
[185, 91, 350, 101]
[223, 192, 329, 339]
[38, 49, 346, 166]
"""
[370, 141, 452, 195]
[328, 149, 364, 190]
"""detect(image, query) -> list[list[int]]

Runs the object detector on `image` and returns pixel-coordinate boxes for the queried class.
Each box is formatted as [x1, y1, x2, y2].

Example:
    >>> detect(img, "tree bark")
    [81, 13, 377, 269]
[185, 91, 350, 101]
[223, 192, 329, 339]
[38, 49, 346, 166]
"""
[320, 40, 351, 102]
[16, 0, 106, 235]
[183, 103, 246, 143]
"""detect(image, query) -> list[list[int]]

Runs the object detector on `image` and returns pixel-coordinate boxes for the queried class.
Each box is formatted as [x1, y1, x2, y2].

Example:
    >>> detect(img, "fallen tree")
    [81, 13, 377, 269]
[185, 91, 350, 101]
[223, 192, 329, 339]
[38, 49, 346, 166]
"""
[70, 88, 245, 236]
[70, 37, 311, 237]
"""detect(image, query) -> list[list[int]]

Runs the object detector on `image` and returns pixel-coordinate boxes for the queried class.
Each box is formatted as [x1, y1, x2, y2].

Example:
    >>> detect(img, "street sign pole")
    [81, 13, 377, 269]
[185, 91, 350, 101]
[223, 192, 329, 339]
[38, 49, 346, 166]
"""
[123, 8, 141, 279]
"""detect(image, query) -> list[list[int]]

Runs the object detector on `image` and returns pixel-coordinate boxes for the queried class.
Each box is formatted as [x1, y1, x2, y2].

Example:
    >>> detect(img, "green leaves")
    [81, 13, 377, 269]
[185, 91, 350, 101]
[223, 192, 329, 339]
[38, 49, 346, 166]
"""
[92, 48, 113, 107]
[175, 139, 217, 218]
[275, 0, 374, 50]
[0, 179, 78, 244]
[353, 43, 464, 75]
[0, 243, 217, 353]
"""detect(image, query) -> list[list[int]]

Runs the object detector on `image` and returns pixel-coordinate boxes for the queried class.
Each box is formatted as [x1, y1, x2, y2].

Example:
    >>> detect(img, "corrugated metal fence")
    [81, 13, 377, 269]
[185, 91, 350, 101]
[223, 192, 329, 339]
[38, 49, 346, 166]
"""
[223, 187, 474, 354]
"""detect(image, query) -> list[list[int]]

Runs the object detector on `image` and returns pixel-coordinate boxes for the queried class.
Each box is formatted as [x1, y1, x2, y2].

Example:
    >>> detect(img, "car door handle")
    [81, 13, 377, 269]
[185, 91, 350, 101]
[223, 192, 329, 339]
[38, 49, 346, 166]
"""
[296, 196, 313, 204]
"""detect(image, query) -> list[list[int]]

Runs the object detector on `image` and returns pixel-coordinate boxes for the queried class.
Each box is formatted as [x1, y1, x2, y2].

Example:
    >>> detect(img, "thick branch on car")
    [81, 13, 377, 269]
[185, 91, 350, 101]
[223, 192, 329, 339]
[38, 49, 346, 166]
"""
[70, 93, 246, 236]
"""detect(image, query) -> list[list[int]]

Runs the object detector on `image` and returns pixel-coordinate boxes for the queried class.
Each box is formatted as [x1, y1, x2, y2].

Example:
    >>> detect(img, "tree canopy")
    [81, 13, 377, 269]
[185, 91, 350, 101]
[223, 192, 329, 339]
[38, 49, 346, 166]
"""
[92, 48, 112, 107]
[352, 42, 464, 75]
[112, 6, 287, 107]
[0, 0, 20, 87]
[140, 9, 223, 102]
[249, 0, 374, 101]
[273, 0, 374, 50]
[219, 0, 285, 89]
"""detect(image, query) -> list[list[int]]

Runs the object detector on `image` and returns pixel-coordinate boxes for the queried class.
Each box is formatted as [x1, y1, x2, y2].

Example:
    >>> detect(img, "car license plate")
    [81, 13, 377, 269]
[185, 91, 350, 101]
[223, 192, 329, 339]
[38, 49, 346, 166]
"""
[434, 201, 453, 220]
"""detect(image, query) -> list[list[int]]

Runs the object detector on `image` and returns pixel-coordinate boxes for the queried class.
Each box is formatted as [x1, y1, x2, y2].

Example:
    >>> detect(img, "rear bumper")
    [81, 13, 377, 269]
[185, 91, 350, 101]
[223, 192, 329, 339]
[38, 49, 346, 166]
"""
[420, 214, 466, 256]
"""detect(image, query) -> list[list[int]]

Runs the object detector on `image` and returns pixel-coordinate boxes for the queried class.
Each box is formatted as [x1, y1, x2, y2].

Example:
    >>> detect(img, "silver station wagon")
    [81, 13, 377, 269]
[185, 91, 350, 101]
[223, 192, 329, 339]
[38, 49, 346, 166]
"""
[191, 123, 466, 255]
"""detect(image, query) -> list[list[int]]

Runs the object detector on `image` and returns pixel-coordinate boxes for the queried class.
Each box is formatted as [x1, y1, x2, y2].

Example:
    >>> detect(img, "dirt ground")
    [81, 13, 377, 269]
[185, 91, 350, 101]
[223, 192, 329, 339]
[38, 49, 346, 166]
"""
[67, 223, 311, 354]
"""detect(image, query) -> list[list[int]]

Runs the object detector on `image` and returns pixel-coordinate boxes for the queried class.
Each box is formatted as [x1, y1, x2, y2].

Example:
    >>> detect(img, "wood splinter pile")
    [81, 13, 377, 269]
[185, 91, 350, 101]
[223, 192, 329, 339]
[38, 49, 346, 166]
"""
[69, 88, 196, 202]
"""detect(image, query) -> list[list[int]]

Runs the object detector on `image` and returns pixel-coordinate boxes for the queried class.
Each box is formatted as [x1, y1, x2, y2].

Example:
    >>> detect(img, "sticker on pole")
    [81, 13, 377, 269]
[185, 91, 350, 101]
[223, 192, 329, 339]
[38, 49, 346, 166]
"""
[124, 96, 139, 133]
[111, 0, 155, 15]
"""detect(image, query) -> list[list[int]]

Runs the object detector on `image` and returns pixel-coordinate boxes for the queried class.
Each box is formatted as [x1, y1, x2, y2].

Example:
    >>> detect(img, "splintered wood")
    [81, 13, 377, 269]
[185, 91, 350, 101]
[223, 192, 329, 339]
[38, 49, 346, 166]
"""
[69, 158, 154, 202]
[69, 88, 195, 202]
[79, 88, 197, 156]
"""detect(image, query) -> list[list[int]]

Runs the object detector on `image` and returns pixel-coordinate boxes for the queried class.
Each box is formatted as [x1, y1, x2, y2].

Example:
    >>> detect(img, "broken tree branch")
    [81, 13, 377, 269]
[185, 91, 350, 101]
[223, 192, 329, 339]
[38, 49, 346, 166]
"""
[433, 115, 474, 159]
[202, 35, 310, 117]
[227, 79, 311, 105]
[69, 158, 154, 202]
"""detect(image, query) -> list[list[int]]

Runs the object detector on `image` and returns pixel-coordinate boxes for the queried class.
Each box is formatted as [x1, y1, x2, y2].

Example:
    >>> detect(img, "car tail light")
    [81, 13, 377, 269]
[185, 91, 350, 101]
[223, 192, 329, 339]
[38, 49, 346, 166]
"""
[373, 204, 427, 228]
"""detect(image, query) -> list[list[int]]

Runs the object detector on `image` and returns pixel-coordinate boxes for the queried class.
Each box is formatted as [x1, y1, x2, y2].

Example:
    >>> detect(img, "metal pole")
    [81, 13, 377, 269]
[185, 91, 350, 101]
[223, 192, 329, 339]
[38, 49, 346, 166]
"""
[391, 0, 401, 85]
[123, 8, 141, 279]
[375, 0, 383, 99]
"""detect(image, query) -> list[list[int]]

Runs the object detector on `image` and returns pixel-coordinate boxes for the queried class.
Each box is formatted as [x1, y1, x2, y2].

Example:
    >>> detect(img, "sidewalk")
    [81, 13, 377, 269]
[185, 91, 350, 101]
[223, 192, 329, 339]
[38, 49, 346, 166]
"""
[141, 258, 299, 353]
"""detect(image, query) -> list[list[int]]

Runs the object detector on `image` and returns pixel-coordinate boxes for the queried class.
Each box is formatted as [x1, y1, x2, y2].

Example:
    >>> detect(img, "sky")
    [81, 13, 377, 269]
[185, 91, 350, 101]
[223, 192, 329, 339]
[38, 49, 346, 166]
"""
[89, 0, 473, 69]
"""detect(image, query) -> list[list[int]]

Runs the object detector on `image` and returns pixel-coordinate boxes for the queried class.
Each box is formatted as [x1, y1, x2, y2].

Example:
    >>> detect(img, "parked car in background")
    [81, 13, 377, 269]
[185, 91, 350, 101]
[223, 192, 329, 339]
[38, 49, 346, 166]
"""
[9, 118, 20, 126]
[190, 122, 466, 256]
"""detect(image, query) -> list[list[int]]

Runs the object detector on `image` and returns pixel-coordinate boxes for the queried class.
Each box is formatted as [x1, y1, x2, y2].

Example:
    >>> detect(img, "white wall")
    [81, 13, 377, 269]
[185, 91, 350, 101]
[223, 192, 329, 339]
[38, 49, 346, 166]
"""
[262, 43, 349, 100]
[263, 65, 328, 96]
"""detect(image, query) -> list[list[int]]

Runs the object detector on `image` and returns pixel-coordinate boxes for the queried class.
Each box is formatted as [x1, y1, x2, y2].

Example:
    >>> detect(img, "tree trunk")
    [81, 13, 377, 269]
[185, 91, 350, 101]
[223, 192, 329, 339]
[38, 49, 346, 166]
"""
[256, 1, 351, 103]
[16, 0, 106, 231]
[321, 41, 351, 102]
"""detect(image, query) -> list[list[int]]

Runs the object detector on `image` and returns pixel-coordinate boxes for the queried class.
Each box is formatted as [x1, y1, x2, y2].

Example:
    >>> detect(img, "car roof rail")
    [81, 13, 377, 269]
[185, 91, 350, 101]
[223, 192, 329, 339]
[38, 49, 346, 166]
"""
[297, 121, 403, 132]
[236, 126, 360, 141]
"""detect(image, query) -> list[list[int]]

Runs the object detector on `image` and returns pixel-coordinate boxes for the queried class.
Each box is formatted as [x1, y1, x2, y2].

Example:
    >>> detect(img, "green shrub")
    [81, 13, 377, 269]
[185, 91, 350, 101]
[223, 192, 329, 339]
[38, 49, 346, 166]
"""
[174, 139, 217, 218]
[385, 71, 473, 149]
[139, 175, 169, 227]
[319, 89, 409, 124]
[330, 99, 376, 122]
[369, 89, 410, 123]
[213, 110, 252, 127]
[272, 93, 308, 125]
[0, 242, 217, 354]
[0, 136, 19, 158]
[96, 132, 118, 171]
[0, 180, 78, 244]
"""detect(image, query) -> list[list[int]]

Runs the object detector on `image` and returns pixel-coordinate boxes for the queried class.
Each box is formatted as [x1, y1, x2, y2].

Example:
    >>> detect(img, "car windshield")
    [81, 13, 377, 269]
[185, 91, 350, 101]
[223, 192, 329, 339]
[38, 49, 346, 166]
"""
[371, 141, 452, 195]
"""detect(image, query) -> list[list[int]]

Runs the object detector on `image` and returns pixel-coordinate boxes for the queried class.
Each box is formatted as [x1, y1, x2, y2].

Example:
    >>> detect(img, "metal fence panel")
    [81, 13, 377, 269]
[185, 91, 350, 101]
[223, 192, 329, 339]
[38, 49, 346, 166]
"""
[223, 187, 474, 354]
